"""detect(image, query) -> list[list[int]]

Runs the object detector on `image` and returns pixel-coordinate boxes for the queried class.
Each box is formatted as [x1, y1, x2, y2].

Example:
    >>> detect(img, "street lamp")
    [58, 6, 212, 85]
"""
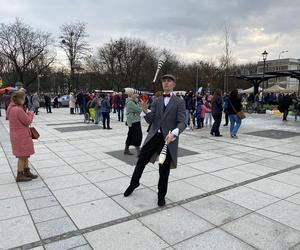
[278, 50, 288, 59]
[196, 67, 199, 93]
[262, 50, 268, 89]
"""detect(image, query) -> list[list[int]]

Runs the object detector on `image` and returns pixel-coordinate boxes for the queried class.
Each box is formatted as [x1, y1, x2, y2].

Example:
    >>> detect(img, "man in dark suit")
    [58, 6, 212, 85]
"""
[124, 74, 186, 207]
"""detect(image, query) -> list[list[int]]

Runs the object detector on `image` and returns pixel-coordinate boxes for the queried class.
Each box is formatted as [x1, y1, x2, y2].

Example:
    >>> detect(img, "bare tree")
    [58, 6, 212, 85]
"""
[59, 21, 89, 91]
[0, 18, 55, 88]
[96, 38, 155, 91]
[220, 25, 234, 92]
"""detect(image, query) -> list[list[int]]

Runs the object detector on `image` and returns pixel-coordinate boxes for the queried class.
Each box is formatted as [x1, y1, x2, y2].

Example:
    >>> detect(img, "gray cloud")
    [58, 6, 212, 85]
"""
[0, 0, 299, 64]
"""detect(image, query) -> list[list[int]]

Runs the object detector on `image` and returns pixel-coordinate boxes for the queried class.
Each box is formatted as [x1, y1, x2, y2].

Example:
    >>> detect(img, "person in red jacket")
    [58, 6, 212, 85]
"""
[111, 93, 117, 113]
[7, 91, 38, 182]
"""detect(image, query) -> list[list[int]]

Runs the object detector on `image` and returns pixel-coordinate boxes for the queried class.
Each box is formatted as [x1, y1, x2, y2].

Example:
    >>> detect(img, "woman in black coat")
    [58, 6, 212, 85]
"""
[211, 89, 223, 136]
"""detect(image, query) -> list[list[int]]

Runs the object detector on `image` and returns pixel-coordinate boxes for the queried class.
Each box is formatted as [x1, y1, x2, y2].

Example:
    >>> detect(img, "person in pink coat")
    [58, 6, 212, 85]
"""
[201, 102, 212, 126]
[7, 91, 38, 182]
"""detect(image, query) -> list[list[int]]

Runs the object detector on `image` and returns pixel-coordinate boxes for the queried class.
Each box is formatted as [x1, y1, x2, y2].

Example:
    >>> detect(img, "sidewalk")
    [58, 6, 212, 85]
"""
[1, 108, 300, 249]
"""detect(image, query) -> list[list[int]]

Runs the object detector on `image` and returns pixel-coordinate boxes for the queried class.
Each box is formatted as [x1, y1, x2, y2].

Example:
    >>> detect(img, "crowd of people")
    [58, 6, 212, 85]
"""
[1, 84, 300, 185]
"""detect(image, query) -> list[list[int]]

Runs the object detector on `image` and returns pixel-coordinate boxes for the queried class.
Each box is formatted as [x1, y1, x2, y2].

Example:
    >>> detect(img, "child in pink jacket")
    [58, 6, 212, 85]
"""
[202, 101, 212, 126]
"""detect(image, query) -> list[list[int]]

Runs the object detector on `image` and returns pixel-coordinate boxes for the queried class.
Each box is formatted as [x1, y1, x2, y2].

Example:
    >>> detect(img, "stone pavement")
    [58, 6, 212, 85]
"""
[2, 108, 300, 250]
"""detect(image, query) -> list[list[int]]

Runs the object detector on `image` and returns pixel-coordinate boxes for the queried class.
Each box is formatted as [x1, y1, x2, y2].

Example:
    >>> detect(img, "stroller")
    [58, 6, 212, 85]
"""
[84, 99, 96, 124]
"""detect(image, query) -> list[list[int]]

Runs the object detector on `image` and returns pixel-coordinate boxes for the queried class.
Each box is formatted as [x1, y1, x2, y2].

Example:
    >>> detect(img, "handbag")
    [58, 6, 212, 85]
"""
[229, 100, 246, 120]
[30, 127, 40, 140]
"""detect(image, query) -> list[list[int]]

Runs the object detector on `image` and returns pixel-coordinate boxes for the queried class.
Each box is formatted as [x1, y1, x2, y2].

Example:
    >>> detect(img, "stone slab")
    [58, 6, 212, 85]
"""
[222, 213, 300, 250]
[140, 206, 214, 245]
[106, 148, 198, 166]
[85, 220, 168, 250]
[183, 195, 251, 226]
[173, 228, 256, 250]
[245, 129, 300, 139]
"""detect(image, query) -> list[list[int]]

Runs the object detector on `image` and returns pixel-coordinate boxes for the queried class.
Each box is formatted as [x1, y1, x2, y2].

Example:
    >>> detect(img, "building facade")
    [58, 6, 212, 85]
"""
[257, 58, 300, 90]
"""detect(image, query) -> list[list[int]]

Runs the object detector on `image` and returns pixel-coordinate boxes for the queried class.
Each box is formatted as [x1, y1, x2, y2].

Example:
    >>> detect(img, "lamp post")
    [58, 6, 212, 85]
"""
[277, 50, 288, 85]
[262, 50, 268, 89]
[37, 74, 42, 94]
[196, 67, 199, 93]
[278, 50, 288, 60]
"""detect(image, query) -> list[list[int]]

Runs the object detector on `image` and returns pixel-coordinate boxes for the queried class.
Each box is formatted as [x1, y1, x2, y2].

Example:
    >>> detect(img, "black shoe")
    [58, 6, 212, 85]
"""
[158, 197, 166, 207]
[103, 127, 107, 129]
[124, 184, 139, 197]
[223, 124, 228, 126]
[215, 134, 223, 137]
[210, 131, 214, 136]
[107, 127, 112, 130]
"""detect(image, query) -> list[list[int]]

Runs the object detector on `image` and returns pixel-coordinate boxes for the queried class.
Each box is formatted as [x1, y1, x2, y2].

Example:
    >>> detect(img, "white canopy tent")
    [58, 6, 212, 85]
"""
[240, 86, 262, 94]
[263, 85, 286, 93]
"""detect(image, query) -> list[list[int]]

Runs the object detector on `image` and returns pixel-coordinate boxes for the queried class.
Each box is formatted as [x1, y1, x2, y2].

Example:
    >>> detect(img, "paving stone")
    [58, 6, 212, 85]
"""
[55, 125, 101, 132]
[184, 174, 233, 192]
[44, 174, 90, 190]
[26, 196, 59, 210]
[258, 200, 300, 231]
[151, 180, 206, 202]
[209, 156, 249, 168]
[18, 179, 47, 191]
[170, 165, 204, 179]
[95, 176, 144, 196]
[31, 205, 67, 223]
[0, 183, 20, 200]
[36, 165, 77, 178]
[270, 172, 300, 188]
[30, 159, 67, 169]
[0, 172, 15, 184]
[64, 155, 97, 165]
[45, 235, 87, 250]
[36, 216, 76, 239]
[222, 213, 300, 250]
[274, 155, 300, 165]
[140, 206, 214, 245]
[187, 161, 229, 172]
[53, 184, 107, 206]
[173, 228, 256, 250]
[71, 244, 93, 250]
[286, 193, 300, 205]
[30, 153, 60, 162]
[82, 168, 125, 183]
[0, 196, 28, 221]
[23, 187, 52, 200]
[65, 197, 129, 229]
[256, 158, 296, 170]
[231, 152, 267, 162]
[72, 160, 111, 172]
[217, 186, 279, 210]
[291, 244, 300, 250]
[115, 163, 155, 176]
[0, 215, 40, 249]
[183, 195, 251, 226]
[212, 168, 257, 183]
[85, 219, 169, 250]
[113, 188, 165, 214]
[245, 129, 300, 139]
[235, 163, 277, 176]
[246, 178, 300, 198]
[106, 148, 197, 166]
[139, 170, 177, 187]
[29, 246, 44, 250]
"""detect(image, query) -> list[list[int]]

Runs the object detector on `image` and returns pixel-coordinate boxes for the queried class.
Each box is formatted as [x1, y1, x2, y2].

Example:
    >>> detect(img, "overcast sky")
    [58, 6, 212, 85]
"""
[0, 0, 299, 64]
